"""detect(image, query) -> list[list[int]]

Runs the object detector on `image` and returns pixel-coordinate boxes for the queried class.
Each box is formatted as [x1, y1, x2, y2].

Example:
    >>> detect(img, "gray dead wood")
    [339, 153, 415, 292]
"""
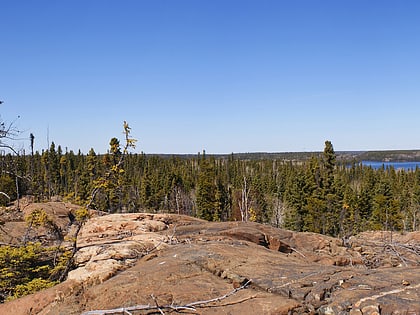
[80, 279, 252, 315]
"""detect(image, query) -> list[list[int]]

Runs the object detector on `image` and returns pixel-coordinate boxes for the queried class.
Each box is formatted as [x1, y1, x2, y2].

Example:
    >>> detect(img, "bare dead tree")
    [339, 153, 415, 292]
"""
[0, 106, 21, 155]
[271, 193, 285, 228]
[0, 102, 23, 209]
[239, 176, 251, 222]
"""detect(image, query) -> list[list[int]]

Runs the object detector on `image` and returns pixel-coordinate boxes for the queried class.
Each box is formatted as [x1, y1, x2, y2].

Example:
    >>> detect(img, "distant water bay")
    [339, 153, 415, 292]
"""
[362, 161, 420, 171]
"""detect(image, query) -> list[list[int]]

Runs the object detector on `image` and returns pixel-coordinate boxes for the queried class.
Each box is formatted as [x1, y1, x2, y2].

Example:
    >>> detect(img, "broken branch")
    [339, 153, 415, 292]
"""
[80, 279, 252, 315]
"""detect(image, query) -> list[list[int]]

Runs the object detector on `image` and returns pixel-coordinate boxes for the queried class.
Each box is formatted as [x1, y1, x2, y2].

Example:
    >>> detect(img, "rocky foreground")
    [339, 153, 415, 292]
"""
[1, 203, 420, 314]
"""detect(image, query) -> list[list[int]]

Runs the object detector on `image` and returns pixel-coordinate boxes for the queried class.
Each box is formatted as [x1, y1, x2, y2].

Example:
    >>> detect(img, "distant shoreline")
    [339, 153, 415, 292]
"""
[145, 150, 420, 162]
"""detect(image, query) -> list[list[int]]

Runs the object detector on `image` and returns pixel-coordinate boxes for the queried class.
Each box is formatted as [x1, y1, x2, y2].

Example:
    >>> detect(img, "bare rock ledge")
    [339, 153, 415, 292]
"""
[1, 212, 419, 315]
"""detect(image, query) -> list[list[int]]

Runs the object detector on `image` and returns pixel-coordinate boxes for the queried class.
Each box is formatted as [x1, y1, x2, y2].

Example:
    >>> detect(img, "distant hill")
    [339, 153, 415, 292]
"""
[352, 150, 420, 162]
[149, 150, 420, 162]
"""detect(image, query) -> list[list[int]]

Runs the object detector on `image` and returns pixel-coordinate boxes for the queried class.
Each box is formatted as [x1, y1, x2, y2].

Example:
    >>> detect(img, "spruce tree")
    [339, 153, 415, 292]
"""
[196, 156, 216, 221]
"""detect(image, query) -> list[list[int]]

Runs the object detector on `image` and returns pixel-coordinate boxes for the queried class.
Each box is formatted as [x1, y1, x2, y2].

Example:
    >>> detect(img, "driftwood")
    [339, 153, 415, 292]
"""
[80, 279, 252, 315]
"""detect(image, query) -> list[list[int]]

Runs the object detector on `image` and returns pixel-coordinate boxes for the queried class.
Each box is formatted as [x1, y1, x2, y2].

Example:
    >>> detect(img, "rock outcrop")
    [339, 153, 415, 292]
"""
[1, 208, 419, 314]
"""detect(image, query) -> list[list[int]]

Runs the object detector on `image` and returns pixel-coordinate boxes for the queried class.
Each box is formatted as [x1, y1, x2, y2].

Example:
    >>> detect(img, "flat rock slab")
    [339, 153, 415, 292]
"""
[1, 212, 420, 315]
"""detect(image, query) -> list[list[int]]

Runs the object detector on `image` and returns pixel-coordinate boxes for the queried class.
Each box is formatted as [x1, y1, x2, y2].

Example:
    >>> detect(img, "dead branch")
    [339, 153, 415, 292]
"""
[58, 222, 83, 282]
[385, 243, 408, 267]
[142, 225, 178, 256]
[393, 242, 420, 256]
[150, 294, 165, 315]
[167, 224, 177, 244]
[0, 191, 11, 201]
[290, 247, 306, 259]
[80, 279, 252, 315]
[382, 241, 420, 267]
[184, 279, 252, 308]
[202, 294, 258, 308]
[354, 282, 420, 307]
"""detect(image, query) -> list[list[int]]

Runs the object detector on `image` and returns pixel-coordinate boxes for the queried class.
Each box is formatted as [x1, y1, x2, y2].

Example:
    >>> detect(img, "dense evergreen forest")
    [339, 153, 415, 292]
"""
[1, 137, 420, 237]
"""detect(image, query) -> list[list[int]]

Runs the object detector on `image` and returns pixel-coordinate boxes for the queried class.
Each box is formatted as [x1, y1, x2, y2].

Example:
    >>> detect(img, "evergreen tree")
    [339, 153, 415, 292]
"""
[322, 140, 336, 194]
[196, 156, 216, 221]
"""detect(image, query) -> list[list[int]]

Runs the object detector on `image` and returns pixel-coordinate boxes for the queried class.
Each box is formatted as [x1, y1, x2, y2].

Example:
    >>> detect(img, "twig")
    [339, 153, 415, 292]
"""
[290, 247, 306, 258]
[385, 243, 408, 267]
[167, 224, 177, 244]
[143, 225, 178, 255]
[150, 294, 165, 315]
[201, 294, 258, 308]
[393, 242, 420, 256]
[185, 279, 252, 308]
[80, 279, 252, 315]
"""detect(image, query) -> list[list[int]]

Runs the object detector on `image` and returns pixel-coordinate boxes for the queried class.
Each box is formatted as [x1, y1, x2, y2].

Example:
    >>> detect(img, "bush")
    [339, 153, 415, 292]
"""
[0, 243, 70, 303]
[6, 278, 57, 301]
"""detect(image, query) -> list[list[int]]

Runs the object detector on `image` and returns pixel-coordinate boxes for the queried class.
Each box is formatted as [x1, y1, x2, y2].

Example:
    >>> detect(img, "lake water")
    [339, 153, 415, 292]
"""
[362, 161, 420, 171]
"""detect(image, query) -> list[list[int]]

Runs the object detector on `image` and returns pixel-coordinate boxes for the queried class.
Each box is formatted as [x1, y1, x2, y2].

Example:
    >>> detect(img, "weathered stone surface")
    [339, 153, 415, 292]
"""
[65, 213, 173, 283]
[267, 234, 293, 253]
[361, 304, 380, 315]
[1, 207, 420, 315]
[0, 199, 79, 245]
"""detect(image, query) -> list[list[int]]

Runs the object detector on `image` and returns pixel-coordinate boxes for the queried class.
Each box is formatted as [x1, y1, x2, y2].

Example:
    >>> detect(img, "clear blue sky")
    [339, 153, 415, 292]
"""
[1, 1, 420, 154]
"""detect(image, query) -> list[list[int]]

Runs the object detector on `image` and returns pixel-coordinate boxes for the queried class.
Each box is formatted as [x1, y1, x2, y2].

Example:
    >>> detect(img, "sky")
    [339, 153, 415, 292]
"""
[1, 1, 420, 155]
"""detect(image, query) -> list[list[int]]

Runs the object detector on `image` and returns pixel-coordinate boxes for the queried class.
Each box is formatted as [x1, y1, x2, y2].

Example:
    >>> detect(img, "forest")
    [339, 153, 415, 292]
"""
[1, 133, 420, 237]
[1, 121, 420, 302]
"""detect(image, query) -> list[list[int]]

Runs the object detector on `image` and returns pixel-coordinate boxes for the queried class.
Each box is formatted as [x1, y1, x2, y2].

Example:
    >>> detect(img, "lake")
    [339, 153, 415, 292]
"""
[362, 161, 420, 171]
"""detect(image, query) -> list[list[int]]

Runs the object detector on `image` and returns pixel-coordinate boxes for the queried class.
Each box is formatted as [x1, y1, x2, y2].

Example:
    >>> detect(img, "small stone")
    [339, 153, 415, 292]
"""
[361, 304, 380, 315]
[401, 279, 410, 286]
[318, 306, 335, 315]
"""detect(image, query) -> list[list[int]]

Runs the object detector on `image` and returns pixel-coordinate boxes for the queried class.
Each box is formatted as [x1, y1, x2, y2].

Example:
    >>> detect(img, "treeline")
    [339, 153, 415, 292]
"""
[1, 140, 420, 236]
[357, 150, 420, 162]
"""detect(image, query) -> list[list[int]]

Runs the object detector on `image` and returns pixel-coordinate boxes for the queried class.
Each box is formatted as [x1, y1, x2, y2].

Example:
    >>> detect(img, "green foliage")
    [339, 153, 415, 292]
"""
[196, 157, 216, 221]
[109, 137, 121, 155]
[2, 137, 420, 240]
[322, 140, 336, 194]
[0, 208, 73, 301]
[7, 278, 57, 301]
[0, 175, 15, 206]
[0, 243, 68, 302]
[85, 122, 137, 212]
[25, 208, 50, 227]
[48, 248, 74, 281]
[3, 125, 420, 302]
[25, 208, 63, 241]
[74, 207, 90, 222]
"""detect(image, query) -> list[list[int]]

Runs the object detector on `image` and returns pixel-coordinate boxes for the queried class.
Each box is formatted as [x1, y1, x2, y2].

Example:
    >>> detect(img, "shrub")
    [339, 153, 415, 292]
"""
[0, 243, 70, 303]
